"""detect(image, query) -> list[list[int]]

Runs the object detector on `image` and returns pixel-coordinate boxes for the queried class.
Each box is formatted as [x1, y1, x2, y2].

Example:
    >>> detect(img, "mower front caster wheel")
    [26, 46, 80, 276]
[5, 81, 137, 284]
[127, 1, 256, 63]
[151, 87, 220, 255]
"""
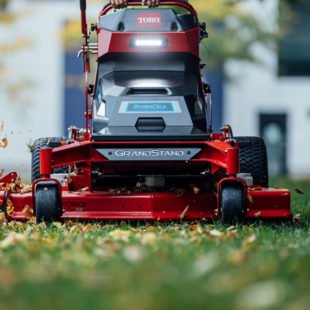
[35, 182, 62, 224]
[220, 186, 246, 225]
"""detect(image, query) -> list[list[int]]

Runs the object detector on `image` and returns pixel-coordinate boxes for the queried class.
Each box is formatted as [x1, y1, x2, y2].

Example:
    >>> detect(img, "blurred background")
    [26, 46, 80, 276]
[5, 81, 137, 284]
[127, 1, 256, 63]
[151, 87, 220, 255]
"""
[0, 0, 309, 180]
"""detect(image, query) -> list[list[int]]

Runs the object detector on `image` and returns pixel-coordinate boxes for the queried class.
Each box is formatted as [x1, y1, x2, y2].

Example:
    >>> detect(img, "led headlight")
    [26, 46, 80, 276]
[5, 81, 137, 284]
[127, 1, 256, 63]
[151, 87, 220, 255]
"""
[130, 37, 168, 49]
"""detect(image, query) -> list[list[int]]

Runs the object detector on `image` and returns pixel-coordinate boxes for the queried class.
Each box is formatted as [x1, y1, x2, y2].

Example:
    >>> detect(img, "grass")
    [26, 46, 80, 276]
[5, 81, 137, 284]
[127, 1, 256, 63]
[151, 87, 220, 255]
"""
[0, 179, 309, 310]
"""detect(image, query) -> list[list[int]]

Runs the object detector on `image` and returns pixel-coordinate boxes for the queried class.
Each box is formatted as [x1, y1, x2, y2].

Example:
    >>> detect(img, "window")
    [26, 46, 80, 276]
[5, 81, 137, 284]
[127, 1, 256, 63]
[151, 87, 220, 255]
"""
[278, 0, 310, 76]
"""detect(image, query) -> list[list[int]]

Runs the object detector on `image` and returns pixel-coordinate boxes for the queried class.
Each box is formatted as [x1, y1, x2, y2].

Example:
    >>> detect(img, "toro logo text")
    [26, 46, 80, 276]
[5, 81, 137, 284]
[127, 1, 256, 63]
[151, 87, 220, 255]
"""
[136, 13, 162, 27]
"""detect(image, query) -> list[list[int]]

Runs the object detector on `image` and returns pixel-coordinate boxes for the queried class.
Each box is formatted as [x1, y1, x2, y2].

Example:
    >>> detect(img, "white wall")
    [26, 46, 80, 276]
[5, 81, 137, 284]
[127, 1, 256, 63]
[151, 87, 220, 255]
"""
[0, 0, 99, 181]
[224, 0, 310, 178]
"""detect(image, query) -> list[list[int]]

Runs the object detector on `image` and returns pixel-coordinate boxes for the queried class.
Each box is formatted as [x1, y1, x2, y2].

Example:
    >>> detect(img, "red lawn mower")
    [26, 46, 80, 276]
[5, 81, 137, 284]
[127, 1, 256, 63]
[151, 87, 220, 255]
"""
[0, 0, 291, 224]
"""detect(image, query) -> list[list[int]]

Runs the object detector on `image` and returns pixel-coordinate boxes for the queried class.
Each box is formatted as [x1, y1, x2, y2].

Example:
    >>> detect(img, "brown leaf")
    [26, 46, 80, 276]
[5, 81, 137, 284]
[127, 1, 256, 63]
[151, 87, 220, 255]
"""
[19, 184, 32, 194]
[0, 137, 8, 149]
[193, 186, 200, 195]
[0, 121, 3, 132]
[179, 205, 189, 220]
[293, 213, 301, 223]
[22, 205, 33, 218]
[0, 169, 3, 178]
[295, 188, 304, 195]
[254, 211, 262, 218]
[0, 212, 6, 223]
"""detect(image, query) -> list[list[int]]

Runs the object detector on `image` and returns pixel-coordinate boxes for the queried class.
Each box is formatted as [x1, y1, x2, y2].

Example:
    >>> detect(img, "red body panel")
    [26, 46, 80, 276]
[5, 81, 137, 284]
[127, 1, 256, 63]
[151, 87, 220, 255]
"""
[1, 187, 291, 221]
[97, 28, 200, 58]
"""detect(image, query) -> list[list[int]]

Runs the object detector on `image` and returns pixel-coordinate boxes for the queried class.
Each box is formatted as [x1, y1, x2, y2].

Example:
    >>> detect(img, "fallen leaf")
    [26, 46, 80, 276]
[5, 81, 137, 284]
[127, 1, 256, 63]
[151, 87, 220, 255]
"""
[293, 213, 301, 223]
[141, 232, 156, 245]
[179, 205, 189, 220]
[78, 187, 89, 192]
[22, 205, 33, 218]
[123, 246, 143, 262]
[6, 199, 14, 217]
[295, 188, 304, 195]
[0, 232, 25, 249]
[207, 229, 223, 238]
[254, 211, 262, 218]
[244, 234, 256, 245]
[0, 137, 8, 149]
[229, 250, 249, 264]
[226, 226, 236, 231]
[19, 184, 32, 194]
[193, 186, 200, 194]
[0, 211, 6, 223]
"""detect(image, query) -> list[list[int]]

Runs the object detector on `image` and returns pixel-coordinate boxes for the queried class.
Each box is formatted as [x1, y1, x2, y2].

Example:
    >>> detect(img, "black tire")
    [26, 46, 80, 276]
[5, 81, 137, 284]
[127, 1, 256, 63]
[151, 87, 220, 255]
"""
[221, 186, 245, 225]
[35, 182, 61, 224]
[236, 137, 269, 187]
[31, 137, 67, 182]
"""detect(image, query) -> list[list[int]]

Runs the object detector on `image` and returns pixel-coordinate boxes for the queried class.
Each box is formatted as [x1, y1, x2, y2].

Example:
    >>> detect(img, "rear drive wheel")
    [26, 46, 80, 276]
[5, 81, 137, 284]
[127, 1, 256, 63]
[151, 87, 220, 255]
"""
[35, 182, 61, 224]
[236, 136, 269, 187]
[221, 186, 245, 225]
[31, 137, 67, 182]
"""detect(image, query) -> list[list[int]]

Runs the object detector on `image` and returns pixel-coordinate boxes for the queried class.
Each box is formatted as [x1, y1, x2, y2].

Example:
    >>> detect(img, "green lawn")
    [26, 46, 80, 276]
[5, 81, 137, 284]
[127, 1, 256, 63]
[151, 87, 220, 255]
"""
[0, 179, 309, 310]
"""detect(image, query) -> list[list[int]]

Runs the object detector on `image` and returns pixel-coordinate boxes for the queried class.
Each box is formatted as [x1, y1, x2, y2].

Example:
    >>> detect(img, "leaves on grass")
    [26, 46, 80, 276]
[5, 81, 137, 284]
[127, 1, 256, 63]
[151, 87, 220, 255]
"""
[0, 232, 25, 249]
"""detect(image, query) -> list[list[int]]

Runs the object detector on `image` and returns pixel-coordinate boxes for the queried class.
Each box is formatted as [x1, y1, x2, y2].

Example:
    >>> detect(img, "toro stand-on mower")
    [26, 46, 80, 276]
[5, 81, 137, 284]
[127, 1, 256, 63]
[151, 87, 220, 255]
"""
[0, 0, 291, 224]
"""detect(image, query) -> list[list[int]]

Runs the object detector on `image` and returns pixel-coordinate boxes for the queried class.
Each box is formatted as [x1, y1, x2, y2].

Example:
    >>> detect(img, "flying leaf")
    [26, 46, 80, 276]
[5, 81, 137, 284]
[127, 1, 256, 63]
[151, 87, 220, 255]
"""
[0, 121, 3, 132]
[179, 205, 189, 220]
[0, 137, 8, 149]
[295, 188, 304, 195]
[0, 169, 4, 178]
[22, 205, 33, 218]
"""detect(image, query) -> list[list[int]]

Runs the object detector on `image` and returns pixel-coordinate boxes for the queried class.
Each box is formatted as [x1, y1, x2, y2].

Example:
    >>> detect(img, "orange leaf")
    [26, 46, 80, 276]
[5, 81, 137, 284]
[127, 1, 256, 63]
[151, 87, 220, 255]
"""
[193, 186, 200, 194]
[0, 137, 8, 149]
[22, 205, 33, 218]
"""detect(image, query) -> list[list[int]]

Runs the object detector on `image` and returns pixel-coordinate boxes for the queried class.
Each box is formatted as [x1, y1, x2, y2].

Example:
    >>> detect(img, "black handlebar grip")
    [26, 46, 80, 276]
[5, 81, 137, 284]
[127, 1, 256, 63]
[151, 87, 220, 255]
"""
[80, 0, 86, 11]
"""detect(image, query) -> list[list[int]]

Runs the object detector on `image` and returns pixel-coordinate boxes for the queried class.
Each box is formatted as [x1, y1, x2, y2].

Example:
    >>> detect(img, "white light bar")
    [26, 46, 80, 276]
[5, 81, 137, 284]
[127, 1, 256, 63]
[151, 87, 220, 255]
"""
[134, 39, 163, 47]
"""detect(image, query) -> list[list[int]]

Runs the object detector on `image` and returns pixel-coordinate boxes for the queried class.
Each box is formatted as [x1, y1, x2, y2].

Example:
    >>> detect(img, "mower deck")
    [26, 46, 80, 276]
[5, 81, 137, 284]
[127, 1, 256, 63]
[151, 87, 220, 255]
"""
[1, 187, 291, 222]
